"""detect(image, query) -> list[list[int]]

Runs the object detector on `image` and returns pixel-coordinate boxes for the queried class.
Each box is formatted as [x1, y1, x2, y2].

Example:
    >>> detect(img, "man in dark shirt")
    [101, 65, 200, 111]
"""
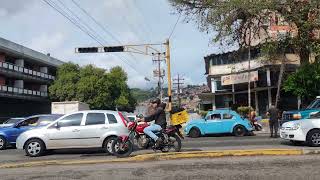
[267, 105, 279, 138]
[139, 98, 167, 147]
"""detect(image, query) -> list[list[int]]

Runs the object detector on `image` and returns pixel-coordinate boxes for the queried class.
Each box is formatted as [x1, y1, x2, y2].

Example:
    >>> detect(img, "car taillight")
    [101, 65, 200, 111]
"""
[118, 112, 127, 127]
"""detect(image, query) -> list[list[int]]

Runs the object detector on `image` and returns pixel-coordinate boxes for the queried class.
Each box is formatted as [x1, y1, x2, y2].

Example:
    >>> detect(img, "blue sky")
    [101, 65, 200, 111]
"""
[0, 0, 226, 89]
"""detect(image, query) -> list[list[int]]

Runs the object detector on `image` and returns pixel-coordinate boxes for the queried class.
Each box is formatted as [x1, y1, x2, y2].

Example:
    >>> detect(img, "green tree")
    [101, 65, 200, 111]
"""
[284, 61, 320, 103]
[49, 63, 137, 112]
[169, 0, 320, 64]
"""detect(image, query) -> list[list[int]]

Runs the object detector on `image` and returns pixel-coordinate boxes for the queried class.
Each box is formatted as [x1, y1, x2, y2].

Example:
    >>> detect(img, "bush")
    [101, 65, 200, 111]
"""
[237, 106, 253, 117]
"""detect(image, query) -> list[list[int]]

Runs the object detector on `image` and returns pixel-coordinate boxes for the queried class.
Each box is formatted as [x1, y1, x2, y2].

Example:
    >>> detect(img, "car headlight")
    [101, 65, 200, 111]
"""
[290, 123, 301, 130]
[292, 113, 302, 120]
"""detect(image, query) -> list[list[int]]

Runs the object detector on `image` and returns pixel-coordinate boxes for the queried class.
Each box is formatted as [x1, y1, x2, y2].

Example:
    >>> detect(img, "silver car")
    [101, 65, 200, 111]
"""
[16, 110, 129, 157]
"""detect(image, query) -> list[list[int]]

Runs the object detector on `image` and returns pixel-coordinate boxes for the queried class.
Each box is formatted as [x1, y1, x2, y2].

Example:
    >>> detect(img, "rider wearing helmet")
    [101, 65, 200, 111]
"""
[139, 98, 167, 148]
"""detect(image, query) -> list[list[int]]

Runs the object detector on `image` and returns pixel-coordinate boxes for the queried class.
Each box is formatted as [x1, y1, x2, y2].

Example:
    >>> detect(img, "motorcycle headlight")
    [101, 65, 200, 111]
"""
[290, 123, 301, 130]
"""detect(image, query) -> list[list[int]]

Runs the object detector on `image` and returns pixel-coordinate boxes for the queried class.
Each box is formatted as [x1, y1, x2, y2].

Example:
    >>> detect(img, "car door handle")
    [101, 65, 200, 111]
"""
[101, 126, 108, 129]
[72, 129, 80, 132]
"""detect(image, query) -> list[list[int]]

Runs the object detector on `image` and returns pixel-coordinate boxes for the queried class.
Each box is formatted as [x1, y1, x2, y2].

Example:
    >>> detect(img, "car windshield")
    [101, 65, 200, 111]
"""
[4, 118, 24, 124]
[307, 99, 320, 109]
[309, 112, 320, 119]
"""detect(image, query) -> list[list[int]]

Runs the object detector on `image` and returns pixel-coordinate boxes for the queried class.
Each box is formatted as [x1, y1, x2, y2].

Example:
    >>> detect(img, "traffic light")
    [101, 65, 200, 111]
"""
[104, 46, 124, 52]
[77, 47, 99, 53]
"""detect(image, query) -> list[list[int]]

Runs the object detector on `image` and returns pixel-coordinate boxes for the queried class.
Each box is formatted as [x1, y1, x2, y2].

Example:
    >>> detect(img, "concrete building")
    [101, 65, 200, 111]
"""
[0, 37, 64, 120]
[199, 47, 301, 115]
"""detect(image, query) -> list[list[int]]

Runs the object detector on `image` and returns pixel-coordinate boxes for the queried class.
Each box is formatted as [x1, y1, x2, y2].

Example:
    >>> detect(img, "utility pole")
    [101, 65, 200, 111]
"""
[153, 53, 164, 101]
[75, 39, 173, 111]
[173, 74, 184, 107]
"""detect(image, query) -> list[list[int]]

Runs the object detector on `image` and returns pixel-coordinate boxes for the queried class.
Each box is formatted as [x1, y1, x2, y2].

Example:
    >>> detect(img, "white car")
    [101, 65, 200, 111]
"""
[16, 110, 129, 157]
[280, 112, 320, 146]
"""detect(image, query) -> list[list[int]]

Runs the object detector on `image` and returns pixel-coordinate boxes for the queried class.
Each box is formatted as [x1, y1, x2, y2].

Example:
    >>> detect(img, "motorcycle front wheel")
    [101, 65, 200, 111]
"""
[112, 139, 133, 158]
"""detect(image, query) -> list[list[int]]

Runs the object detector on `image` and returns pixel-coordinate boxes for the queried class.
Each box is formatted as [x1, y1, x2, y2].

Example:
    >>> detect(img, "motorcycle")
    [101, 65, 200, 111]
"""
[111, 120, 183, 158]
[251, 119, 263, 131]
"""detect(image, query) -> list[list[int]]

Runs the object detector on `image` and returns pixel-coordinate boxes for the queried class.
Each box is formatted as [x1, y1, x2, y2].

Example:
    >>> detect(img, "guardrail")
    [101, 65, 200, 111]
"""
[0, 61, 55, 80]
[0, 85, 48, 97]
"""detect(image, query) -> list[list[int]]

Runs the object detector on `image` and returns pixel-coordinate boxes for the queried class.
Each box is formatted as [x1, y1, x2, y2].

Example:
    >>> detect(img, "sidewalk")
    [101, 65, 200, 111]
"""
[1, 146, 319, 169]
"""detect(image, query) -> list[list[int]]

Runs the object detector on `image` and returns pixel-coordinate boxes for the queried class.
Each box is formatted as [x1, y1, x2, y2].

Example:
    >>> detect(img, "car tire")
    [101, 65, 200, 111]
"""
[0, 136, 7, 150]
[233, 125, 246, 137]
[307, 129, 320, 147]
[189, 128, 201, 138]
[103, 136, 118, 155]
[25, 139, 46, 157]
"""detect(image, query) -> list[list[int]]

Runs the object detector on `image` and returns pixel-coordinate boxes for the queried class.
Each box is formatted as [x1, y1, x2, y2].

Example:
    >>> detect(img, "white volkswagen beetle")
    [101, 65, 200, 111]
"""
[280, 112, 320, 146]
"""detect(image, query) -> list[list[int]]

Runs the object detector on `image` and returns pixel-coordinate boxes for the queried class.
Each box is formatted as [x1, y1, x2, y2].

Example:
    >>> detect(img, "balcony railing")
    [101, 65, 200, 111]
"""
[0, 85, 48, 97]
[0, 61, 55, 80]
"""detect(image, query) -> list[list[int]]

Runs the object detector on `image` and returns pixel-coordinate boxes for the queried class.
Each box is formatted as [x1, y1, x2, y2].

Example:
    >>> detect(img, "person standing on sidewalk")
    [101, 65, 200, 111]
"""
[267, 105, 279, 138]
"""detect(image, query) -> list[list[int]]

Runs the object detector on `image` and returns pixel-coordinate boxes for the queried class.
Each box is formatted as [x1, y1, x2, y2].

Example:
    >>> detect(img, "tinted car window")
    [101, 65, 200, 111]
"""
[85, 113, 106, 125]
[19, 117, 39, 127]
[37, 115, 62, 126]
[107, 114, 117, 124]
[58, 113, 83, 127]
[207, 114, 221, 120]
[4, 118, 24, 124]
[309, 112, 320, 119]
[223, 114, 233, 120]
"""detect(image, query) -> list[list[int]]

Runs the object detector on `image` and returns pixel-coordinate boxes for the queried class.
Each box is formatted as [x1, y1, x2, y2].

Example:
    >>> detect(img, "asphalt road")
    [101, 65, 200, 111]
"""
[0, 133, 309, 164]
[1, 155, 319, 180]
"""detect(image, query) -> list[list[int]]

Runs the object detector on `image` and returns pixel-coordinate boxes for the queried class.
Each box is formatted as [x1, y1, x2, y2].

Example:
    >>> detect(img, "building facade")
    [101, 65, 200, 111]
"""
[0, 37, 64, 120]
[199, 48, 301, 115]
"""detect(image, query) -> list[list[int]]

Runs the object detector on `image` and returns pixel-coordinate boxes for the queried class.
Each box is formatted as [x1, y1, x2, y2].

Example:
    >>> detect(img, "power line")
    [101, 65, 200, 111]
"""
[43, 0, 151, 80]
[168, 13, 182, 39]
[69, 0, 151, 79]
[43, 0, 104, 46]
[57, 0, 107, 45]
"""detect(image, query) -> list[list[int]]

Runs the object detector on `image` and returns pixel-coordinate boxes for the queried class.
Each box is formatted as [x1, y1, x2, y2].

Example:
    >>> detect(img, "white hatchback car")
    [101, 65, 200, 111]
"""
[16, 110, 129, 157]
[280, 112, 320, 146]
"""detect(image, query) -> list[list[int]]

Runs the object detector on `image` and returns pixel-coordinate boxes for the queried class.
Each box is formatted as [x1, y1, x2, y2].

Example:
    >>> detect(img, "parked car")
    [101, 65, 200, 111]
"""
[16, 110, 129, 157]
[281, 96, 320, 126]
[0, 117, 25, 128]
[184, 109, 253, 138]
[0, 114, 63, 150]
[126, 115, 137, 122]
[280, 111, 320, 146]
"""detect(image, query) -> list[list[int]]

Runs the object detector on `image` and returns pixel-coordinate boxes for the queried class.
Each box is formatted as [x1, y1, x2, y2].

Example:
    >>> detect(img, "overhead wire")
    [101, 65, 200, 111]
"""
[42, 0, 104, 46]
[168, 13, 182, 39]
[42, 0, 151, 80]
[70, 0, 145, 71]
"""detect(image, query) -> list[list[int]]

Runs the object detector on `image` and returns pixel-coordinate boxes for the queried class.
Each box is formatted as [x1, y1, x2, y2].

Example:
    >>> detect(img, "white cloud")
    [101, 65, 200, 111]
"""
[28, 32, 66, 54]
[0, 0, 214, 89]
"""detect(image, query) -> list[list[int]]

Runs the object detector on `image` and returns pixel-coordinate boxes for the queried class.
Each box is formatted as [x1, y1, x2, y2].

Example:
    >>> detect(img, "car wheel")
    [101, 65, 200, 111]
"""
[0, 136, 7, 150]
[233, 125, 246, 137]
[103, 136, 118, 155]
[25, 139, 46, 157]
[307, 129, 320, 147]
[189, 128, 200, 138]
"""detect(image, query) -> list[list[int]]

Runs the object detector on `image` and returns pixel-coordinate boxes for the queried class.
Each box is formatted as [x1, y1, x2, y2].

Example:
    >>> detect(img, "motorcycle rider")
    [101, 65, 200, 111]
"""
[138, 98, 167, 148]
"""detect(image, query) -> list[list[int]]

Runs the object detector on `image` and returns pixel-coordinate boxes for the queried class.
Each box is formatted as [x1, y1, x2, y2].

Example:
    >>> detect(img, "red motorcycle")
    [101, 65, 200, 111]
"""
[112, 120, 183, 158]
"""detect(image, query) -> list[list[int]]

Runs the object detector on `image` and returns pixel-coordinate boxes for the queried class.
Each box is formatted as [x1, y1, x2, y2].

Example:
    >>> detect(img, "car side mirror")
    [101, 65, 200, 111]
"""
[55, 122, 61, 129]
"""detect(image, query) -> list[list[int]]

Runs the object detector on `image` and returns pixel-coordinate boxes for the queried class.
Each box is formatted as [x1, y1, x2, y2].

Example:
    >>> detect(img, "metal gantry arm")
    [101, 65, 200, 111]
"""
[75, 39, 172, 111]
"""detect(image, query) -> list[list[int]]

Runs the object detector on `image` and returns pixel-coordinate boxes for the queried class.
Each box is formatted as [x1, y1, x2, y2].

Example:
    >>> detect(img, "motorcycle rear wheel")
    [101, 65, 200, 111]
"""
[112, 139, 133, 158]
[164, 134, 181, 152]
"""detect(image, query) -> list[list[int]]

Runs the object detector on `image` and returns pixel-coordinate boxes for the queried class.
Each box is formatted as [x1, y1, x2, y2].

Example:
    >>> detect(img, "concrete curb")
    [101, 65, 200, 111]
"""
[0, 149, 316, 169]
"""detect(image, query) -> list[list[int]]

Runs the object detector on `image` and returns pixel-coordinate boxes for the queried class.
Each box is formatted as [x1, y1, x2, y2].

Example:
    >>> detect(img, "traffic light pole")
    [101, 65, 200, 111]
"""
[75, 39, 173, 111]
[165, 39, 172, 112]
